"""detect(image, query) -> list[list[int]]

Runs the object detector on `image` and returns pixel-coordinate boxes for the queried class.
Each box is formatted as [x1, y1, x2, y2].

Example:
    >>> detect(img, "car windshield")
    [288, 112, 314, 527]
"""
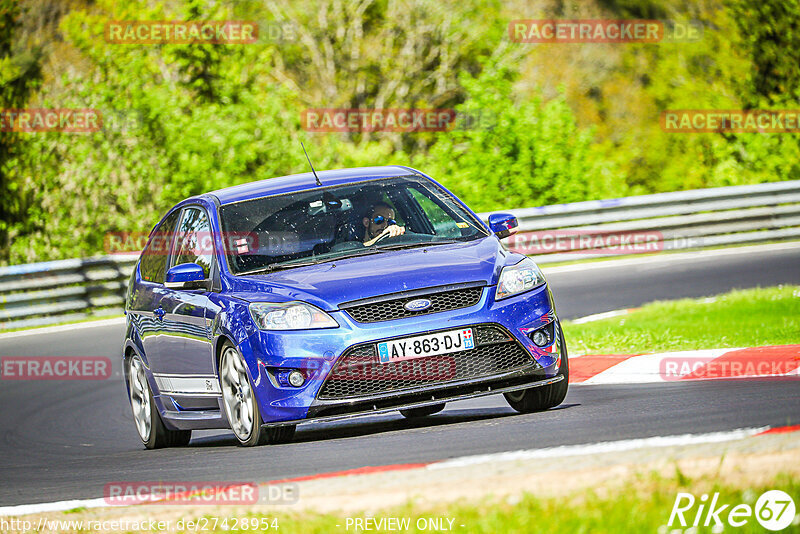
[219, 175, 489, 275]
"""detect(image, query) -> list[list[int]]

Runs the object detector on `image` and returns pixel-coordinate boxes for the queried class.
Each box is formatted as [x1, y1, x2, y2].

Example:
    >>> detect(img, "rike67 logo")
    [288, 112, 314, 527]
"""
[666, 490, 797, 532]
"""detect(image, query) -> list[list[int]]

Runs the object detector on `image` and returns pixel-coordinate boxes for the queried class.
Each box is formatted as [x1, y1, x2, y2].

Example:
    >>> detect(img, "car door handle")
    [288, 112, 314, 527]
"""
[154, 307, 166, 321]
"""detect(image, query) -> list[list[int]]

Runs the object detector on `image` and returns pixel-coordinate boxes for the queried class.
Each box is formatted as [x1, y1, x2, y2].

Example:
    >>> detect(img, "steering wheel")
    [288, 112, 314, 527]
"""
[371, 231, 392, 245]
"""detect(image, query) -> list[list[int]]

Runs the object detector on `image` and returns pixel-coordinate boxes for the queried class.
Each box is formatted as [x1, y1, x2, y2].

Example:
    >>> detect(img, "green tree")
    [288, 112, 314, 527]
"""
[5, 0, 309, 262]
[240, 0, 506, 152]
[420, 67, 625, 212]
[727, 0, 800, 106]
[0, 0, 42, 262]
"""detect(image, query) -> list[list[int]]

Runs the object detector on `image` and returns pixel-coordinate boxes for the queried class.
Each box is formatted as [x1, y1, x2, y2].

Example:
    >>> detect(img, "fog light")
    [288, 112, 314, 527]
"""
[288, 370, 305, 387]
[276, 369, 306, 387]
[532, 328, 551, 347]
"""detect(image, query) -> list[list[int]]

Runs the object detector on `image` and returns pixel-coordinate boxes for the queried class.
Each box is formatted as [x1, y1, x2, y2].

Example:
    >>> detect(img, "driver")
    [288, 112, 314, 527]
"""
[363, 202, 405, 246]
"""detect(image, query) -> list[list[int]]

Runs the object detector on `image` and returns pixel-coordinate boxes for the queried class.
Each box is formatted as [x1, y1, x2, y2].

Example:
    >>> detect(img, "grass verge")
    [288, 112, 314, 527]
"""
[563, 285, 800, 355]
[208, 472, 799, 533]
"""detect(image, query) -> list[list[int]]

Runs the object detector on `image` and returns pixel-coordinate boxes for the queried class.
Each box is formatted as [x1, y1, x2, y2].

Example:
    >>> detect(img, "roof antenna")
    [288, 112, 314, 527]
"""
[301, 141, 322, 187]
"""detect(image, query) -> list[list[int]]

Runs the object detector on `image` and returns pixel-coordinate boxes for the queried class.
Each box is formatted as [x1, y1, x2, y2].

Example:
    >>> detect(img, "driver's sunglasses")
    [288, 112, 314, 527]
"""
[371, 215, 396, 226]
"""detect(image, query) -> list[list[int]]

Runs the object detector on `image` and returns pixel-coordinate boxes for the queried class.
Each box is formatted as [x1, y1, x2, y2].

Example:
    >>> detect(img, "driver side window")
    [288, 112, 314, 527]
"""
[171, 207, 213, 277]
[408, 188, 461, 238]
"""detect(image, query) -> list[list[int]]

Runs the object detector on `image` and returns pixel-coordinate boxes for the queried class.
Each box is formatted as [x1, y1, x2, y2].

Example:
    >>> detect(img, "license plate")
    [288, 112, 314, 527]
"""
[377, 328, 474, 364]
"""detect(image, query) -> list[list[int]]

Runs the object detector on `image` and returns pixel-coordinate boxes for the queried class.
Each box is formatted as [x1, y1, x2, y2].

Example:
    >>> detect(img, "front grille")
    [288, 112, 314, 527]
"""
[317, 324, 536, 400]
[342, 286, 483, 323]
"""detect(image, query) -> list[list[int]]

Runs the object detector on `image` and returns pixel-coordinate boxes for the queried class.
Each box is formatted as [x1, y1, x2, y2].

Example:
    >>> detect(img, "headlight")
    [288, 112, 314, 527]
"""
[249, 302, 338, 330]
[495, 258, 546, 300]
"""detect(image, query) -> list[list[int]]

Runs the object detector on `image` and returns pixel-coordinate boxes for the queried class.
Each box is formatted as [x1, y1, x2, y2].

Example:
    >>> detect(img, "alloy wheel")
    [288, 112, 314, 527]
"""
[128, 356, 152, 442]
[220, 347, 255, 441]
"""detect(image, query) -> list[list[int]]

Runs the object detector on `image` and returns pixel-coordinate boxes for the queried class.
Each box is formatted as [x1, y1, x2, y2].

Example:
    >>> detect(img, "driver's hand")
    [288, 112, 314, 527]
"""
[383, 224, 405, 238]
[364, 224, 405, 246]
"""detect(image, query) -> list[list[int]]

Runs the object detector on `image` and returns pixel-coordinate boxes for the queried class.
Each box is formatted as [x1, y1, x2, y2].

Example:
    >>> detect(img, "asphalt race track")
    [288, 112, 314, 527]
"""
[1, 244, 799, 507]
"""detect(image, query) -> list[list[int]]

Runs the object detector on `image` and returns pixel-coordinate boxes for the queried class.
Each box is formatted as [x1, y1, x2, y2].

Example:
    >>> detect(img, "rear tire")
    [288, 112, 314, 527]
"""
[128, 354, 192, 449]
[505, 323, 569, 414]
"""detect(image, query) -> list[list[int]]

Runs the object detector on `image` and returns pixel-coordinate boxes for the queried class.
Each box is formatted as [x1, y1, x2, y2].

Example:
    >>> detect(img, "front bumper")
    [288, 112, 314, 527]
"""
[264, 374, 565, 428]
[240, 283, 560, 423]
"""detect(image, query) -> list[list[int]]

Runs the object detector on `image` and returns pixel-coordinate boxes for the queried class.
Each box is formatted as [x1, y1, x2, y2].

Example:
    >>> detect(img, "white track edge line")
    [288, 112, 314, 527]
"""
[571, 308, 636, 324]
[541, 241, 800, 274]
[0, 317, 126, 340]
[0, 497, 108, 517]
[427, 427, 769, 470]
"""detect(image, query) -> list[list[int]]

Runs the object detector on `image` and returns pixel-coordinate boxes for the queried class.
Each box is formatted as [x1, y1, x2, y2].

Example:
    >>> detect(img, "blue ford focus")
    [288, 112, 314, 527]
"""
[123, 166, 568, 448]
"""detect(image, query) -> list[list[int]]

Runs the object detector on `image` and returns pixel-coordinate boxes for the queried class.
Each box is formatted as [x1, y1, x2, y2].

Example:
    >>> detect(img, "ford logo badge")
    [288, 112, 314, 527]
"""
[404, 298, 432, 312]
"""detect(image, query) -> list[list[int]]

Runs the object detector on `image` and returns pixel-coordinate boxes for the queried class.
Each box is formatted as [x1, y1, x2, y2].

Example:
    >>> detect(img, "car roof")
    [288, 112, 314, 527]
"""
[208, 166, 420, 205]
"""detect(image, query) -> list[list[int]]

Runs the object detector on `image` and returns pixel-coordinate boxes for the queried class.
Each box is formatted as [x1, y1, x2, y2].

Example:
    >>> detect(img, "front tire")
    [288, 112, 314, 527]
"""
[219, 342, 296, 446]
[505, 323, 569, 413]
[128, 354, 191, 449]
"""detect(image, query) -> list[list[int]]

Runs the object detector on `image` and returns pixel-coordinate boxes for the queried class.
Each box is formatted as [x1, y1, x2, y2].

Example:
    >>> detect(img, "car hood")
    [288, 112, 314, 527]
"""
[226, 236, 511, 311]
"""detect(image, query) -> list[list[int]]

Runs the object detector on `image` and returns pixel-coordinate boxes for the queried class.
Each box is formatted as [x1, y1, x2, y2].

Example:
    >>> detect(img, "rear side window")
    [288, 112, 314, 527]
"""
[172, 207, 214, 277]
[139, 210, 180, 283]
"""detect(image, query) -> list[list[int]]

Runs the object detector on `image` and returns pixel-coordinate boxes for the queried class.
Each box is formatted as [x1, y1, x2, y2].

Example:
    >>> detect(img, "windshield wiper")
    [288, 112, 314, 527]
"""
[376, 240, 458, 251]
[239, 247, 385, 275]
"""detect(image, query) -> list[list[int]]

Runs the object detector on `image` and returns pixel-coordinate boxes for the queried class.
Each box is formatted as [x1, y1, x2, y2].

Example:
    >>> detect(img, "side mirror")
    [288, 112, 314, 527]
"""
[488, 213, 519, 239]
[165, 263, 208, 290]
